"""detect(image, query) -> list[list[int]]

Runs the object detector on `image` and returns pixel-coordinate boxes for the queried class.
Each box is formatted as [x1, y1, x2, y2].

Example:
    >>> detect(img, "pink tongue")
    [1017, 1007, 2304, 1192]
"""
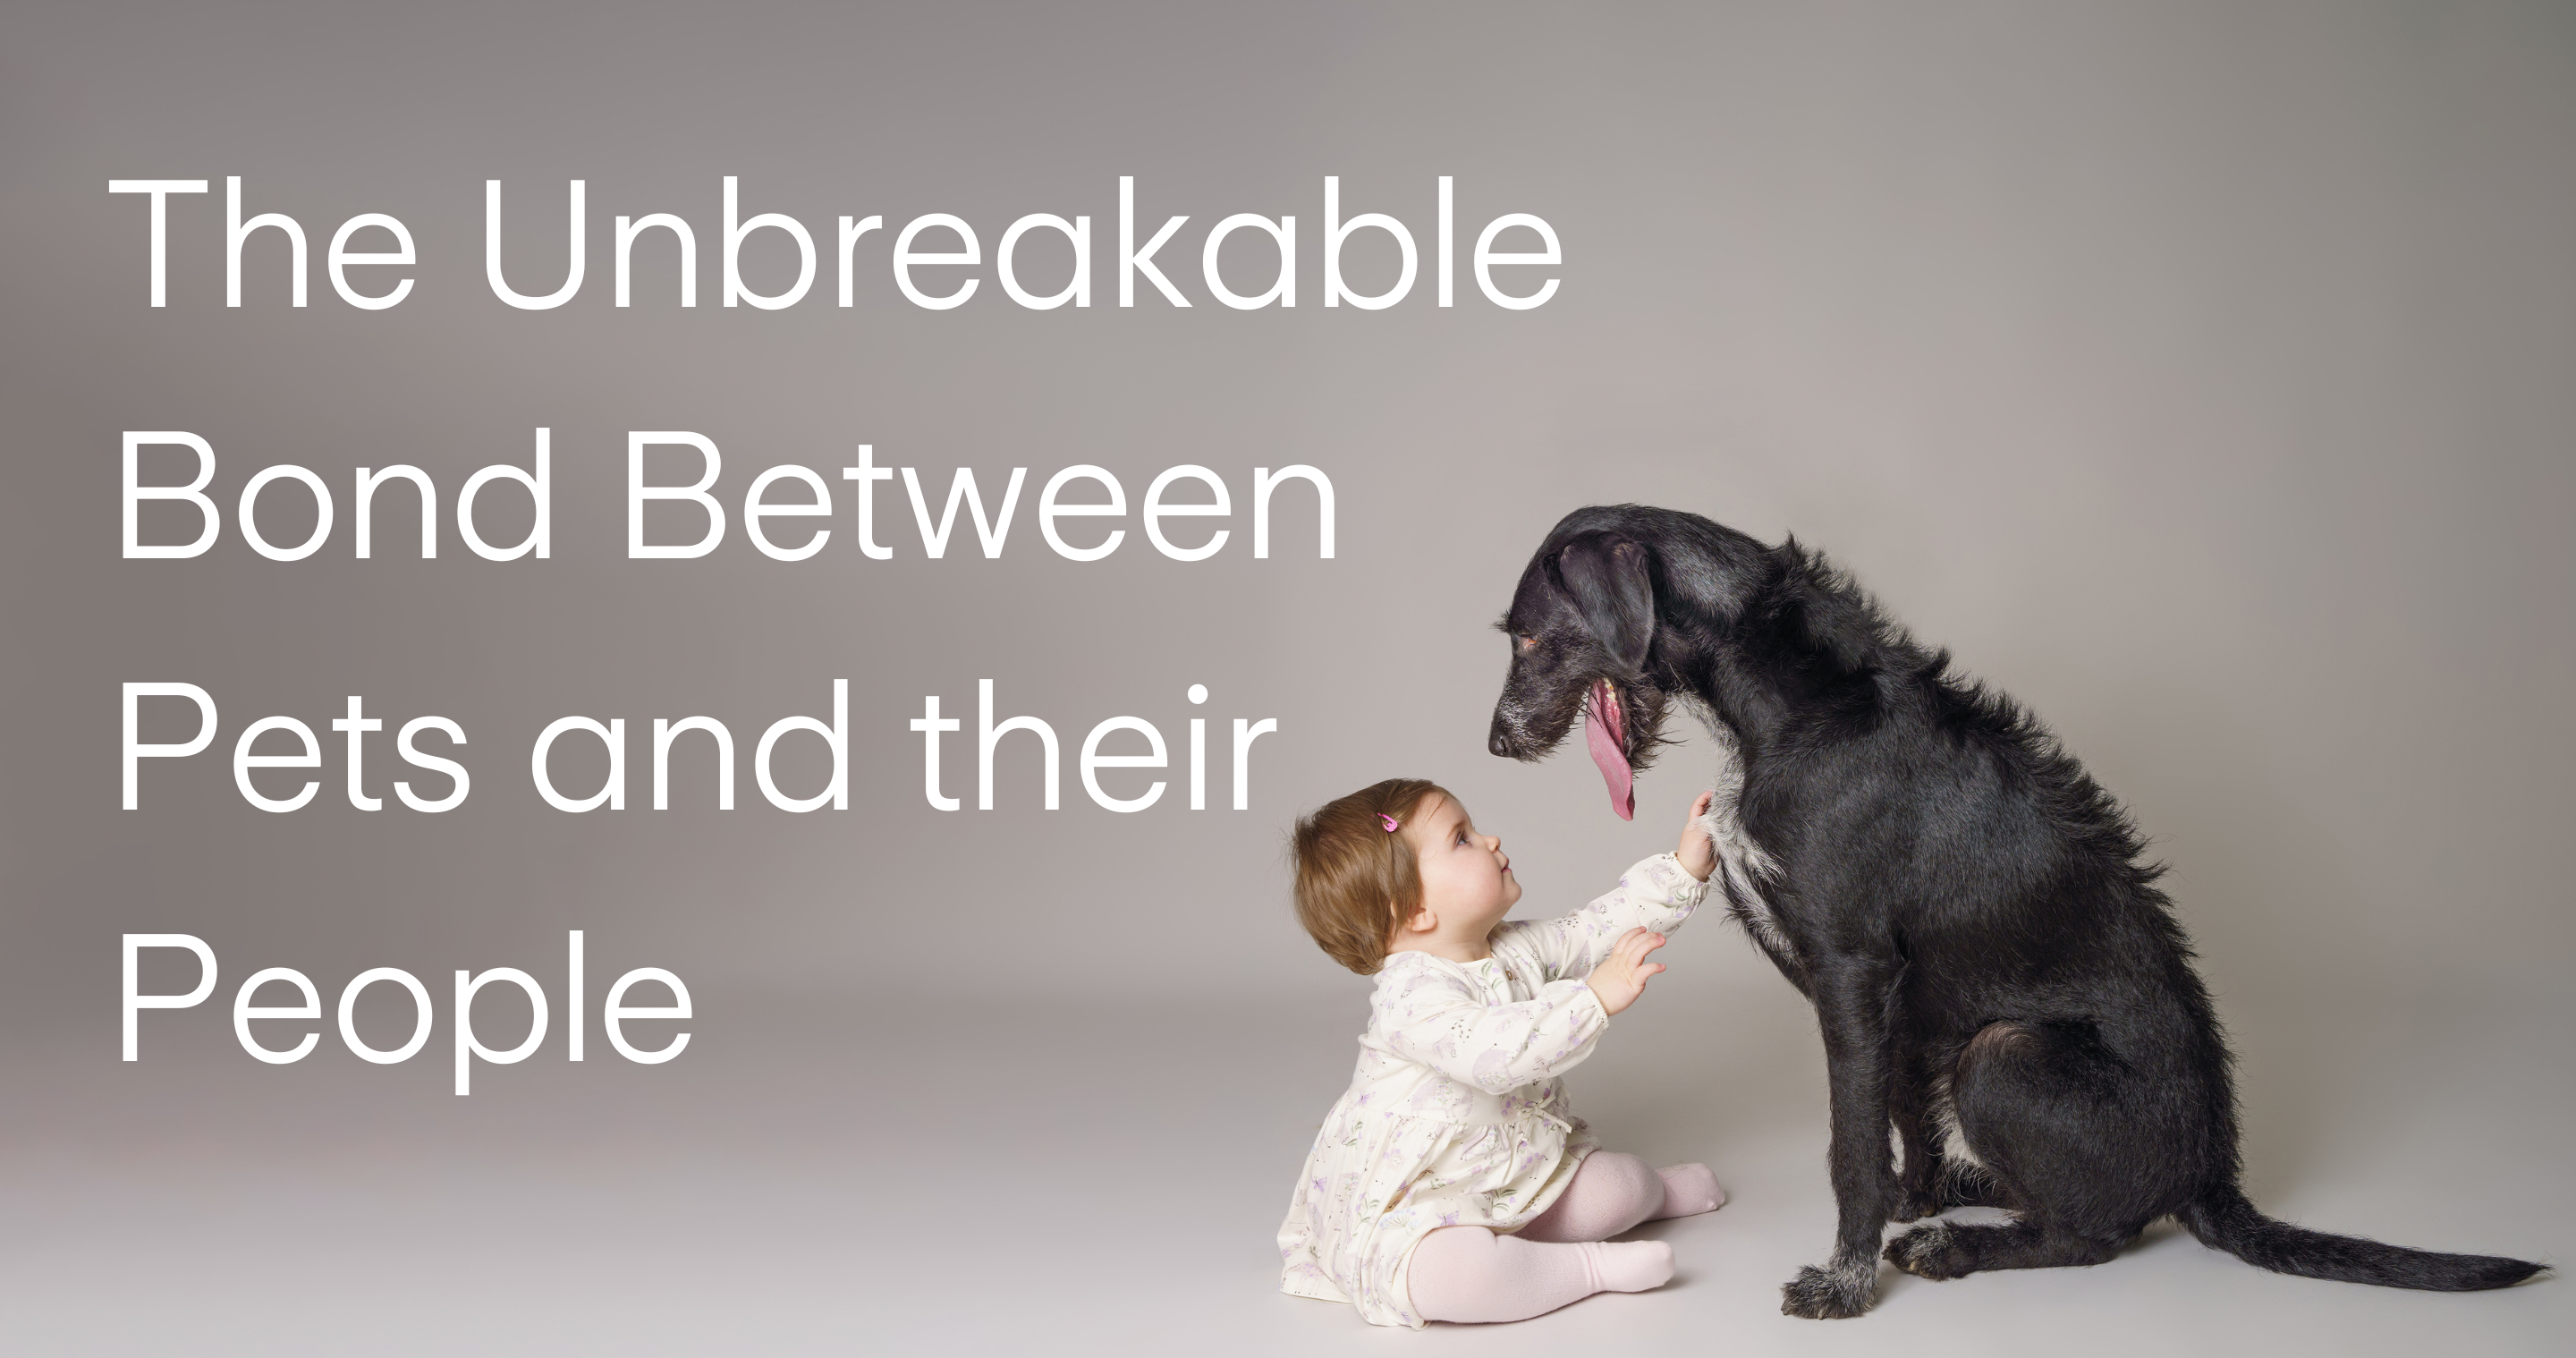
[1584, 683, 1635, 820]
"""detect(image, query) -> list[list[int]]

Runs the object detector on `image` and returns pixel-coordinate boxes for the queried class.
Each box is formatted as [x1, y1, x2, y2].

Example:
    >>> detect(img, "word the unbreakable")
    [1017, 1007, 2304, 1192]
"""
[122, 680, 1277, 815]
[121, 430, 1333, 564]
[108, 175, 1561, 311]
[122, 931, 683, 1096]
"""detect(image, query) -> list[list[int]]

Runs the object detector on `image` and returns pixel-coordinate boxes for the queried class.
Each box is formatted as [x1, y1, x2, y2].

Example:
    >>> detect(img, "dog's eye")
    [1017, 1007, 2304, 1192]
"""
[1515, 634, 1538, 653]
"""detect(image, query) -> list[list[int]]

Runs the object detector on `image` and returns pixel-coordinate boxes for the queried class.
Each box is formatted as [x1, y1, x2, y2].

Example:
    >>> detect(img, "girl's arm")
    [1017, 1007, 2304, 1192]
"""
[1510, 792, 1716, 984]
[1370, 963, 1610, 1095]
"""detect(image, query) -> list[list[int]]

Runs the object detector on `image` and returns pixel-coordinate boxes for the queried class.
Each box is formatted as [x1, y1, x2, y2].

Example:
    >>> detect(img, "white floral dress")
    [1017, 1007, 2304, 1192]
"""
[1277, 853, 1707, 1328]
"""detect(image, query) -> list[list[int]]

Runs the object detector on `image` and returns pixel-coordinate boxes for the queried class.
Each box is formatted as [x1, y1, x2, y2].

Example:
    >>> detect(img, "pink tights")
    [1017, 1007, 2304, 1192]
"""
[1405, 1153, 1725, 1324]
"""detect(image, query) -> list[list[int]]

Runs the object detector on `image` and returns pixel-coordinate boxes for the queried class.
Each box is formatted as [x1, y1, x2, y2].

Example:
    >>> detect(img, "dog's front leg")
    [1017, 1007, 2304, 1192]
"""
[1782, 954, 1902, 1320]
[1888, 1031, 1946, 1222]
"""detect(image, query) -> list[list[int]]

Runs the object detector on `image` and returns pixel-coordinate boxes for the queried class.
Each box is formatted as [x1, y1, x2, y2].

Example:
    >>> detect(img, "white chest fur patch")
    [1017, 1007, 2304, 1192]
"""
[1683, 697, 1793, 963]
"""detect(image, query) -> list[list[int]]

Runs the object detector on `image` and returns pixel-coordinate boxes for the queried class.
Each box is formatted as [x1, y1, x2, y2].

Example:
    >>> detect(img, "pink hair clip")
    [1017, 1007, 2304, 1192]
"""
[1377, 812, 1402, 832]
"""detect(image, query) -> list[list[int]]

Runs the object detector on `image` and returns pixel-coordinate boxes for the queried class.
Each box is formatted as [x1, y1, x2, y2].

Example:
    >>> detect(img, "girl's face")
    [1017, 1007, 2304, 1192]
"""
[1402, 793, 1521, 939]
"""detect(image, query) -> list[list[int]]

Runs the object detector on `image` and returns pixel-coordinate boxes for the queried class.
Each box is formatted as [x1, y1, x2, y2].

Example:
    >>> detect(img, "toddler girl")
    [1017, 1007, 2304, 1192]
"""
[1277, 778, 1725, 1328]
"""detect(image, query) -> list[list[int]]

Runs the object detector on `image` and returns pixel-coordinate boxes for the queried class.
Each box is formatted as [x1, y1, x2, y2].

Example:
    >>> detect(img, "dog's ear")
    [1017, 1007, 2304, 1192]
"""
[1555, 534, 1654, 672]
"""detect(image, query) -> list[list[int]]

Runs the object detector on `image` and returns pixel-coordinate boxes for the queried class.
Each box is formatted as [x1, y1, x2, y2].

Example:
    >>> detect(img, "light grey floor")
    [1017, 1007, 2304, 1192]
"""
[3, 950, 2564, 1355]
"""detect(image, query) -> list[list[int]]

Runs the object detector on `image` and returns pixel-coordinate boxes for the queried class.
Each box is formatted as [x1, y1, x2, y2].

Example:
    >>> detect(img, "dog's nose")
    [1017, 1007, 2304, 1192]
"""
[1488, 729, 1512, 758]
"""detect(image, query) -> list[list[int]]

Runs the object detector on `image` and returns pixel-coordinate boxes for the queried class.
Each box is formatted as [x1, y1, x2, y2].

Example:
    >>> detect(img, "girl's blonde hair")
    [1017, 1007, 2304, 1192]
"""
[1291, 778, 1448, 975]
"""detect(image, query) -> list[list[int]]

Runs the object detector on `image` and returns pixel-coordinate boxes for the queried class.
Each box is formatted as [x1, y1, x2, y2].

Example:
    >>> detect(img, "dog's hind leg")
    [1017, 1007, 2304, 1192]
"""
[1892, 1024, 2012, 1221]
[1887, 1019, 2169, 1279]
[1933, 1157, 2007, 1211]
[1890, 1119, 2010, 1218]
[1885, 1218, 2126, 1280]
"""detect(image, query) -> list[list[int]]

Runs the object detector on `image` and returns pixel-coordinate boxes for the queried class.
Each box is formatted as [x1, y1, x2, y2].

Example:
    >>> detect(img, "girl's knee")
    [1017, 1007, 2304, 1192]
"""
[1590, 1151, 1665, 1215]
[1521, 1150, 1665, 1242]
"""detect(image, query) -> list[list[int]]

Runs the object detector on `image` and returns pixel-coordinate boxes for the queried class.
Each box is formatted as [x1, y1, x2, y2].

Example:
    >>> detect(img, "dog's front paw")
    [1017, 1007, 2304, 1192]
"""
[1884, 1223, 1962, 1280]
[1779, 1260, 1877, 1319]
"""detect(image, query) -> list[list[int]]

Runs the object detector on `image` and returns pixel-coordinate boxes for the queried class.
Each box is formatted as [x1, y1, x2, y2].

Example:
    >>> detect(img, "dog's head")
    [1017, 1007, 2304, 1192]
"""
[1487, 506, 1769, 819]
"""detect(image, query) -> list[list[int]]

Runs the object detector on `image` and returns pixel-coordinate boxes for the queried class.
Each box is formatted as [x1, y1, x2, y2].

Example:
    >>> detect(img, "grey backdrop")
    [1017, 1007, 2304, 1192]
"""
[2, 2, 2566, 1354]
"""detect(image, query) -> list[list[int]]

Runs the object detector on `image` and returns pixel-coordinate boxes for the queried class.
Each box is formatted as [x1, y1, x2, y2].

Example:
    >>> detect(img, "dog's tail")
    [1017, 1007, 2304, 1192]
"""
[2177, 1184, 2542, 1292]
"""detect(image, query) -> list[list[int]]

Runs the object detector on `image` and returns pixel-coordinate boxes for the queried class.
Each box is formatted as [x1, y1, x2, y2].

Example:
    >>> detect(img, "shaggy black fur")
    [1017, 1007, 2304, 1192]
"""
[1487, 505, 2544, 1319]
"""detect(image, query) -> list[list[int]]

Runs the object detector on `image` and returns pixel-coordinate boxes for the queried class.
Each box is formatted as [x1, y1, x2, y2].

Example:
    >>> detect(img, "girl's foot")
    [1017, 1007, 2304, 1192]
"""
[1655, 1163, 1726, 1218]
[1583, 1238, 1678, 1293]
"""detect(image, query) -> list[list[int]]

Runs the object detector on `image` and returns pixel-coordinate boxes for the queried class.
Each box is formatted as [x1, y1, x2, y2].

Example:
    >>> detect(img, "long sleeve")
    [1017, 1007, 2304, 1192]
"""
[1498, 853, 1708, 985]
[1366, 958, 1610, 1096]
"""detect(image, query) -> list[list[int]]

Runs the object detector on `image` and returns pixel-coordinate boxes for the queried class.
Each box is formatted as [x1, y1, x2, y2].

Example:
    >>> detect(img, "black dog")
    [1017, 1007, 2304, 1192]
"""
[1487, 505, 2542, 1319]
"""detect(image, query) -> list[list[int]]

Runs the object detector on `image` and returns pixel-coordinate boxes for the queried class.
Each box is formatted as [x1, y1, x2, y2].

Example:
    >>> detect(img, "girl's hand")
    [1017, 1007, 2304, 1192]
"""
[1677, 789, 1717, 881]
[1587, 928, 1667, 1017]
